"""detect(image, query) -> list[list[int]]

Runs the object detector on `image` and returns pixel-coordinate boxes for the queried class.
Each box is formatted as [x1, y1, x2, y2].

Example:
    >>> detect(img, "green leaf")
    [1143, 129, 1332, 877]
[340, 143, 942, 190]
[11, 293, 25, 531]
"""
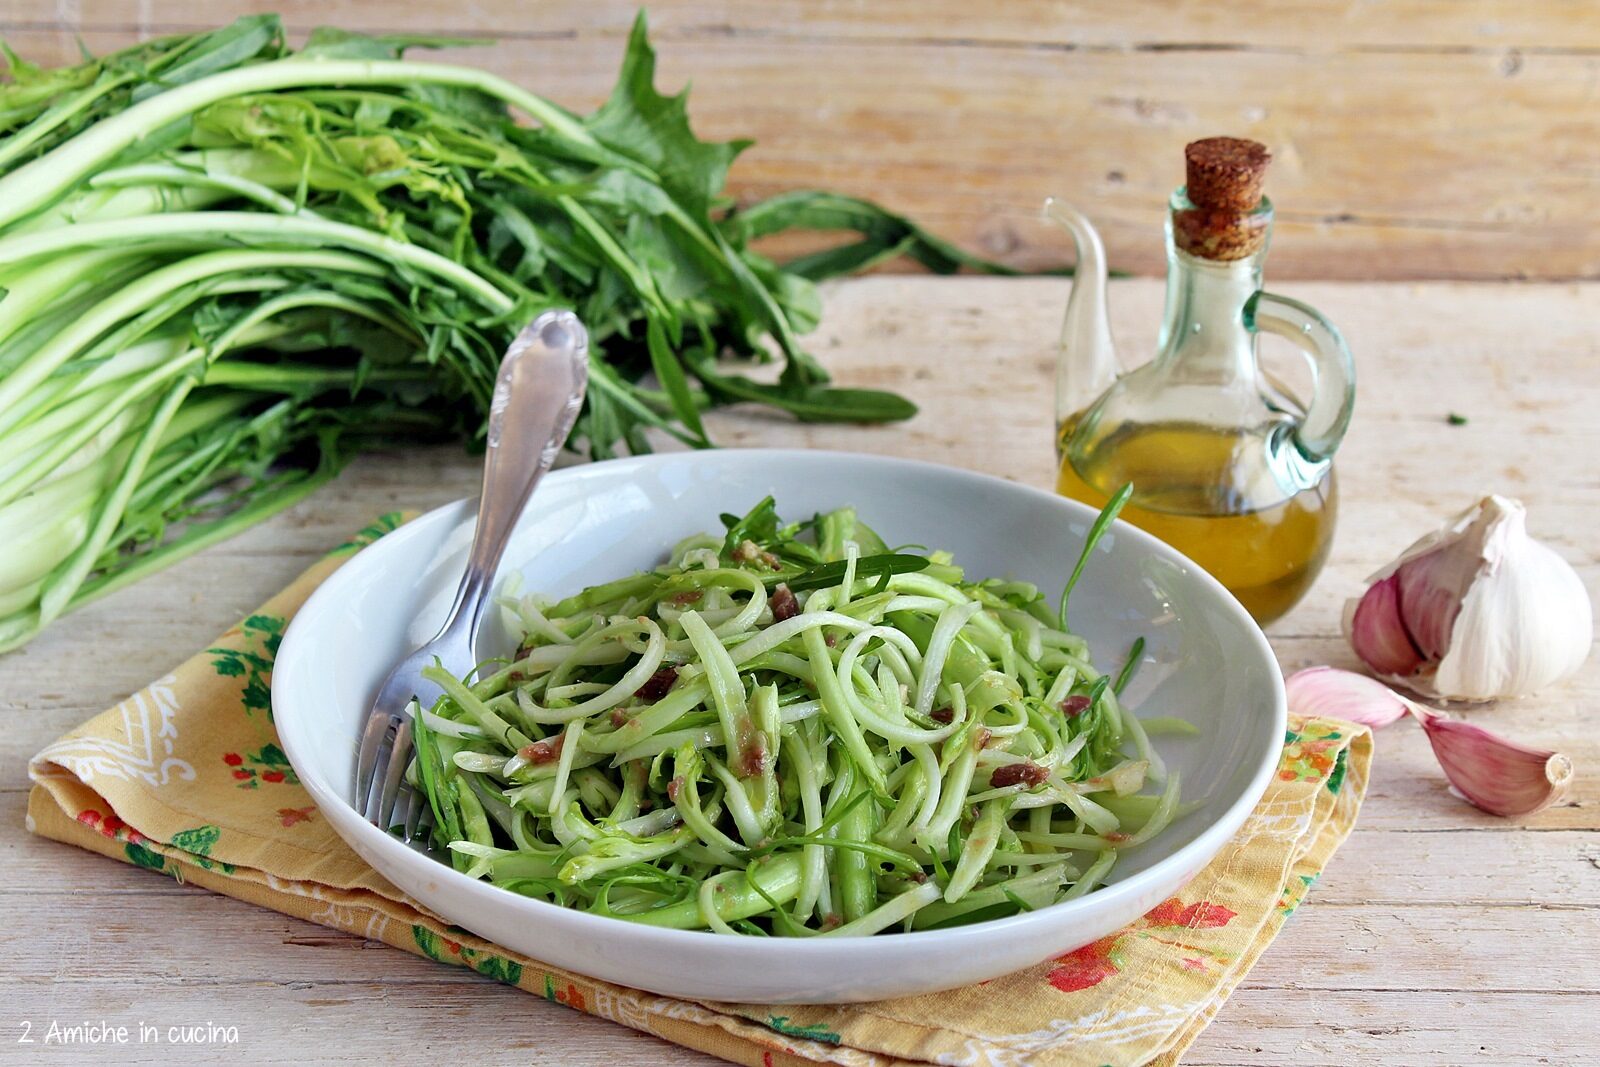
[129, 16, 285, 103]
[783, 553, 930, 592]
[783, 234, 917, 281]
[719, 496, 780, 559]
[299, 26, 486, 61]
[411, 704, 465, 848]
[1113, 636, 1145, 695]
[1059, 483, 1134, 630]
[585, 12, 748, 213]
[645, 315, 708, 446]
[686, 350, 917, 424]
[621, 212, 718, 303]
[0, 41, 43, 83]
[726, 191, 1037, 278]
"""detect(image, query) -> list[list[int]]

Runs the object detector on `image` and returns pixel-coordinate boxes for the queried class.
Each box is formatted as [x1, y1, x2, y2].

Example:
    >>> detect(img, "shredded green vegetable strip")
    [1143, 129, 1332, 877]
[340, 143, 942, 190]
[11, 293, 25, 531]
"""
[407, 496, 1179, 934]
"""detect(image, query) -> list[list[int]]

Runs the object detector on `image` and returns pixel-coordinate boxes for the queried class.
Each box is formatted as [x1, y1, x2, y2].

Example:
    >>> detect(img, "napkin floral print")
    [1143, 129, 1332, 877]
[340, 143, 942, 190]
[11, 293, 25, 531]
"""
[1047, 898, 1238, 994]
[1280, 719, 1350, 792]
[27, 516, 1372, 1067]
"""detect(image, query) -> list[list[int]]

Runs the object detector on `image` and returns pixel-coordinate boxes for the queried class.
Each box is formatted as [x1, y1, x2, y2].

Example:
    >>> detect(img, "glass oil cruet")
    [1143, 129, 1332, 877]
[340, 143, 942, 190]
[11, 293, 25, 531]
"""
[1047, 138, 1355, 624]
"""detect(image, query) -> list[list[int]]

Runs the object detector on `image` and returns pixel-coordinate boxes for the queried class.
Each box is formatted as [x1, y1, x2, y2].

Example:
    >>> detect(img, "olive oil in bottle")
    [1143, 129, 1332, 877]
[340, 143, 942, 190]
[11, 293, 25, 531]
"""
[1044, 138, 1355, 625]
[1055, 420, 1336, 623]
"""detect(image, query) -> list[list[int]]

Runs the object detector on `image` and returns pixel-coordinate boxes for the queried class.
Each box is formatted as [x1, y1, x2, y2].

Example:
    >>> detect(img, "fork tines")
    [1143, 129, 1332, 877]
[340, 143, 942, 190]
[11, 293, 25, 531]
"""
[357, 709, 415, 833]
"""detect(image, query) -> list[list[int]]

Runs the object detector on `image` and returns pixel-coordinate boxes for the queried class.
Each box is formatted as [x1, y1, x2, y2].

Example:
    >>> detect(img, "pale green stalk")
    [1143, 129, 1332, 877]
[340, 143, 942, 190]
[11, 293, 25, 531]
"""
[818, 883, 941, 937]
[944, 798, 1007, 903]
[0, 212, 510, 312]
[0, 248, 381, 421]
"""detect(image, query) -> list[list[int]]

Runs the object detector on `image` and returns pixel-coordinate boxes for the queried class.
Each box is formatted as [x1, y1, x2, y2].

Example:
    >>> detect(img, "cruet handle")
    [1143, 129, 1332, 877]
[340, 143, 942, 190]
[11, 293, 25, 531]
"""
[1244, 290, 1356, 463]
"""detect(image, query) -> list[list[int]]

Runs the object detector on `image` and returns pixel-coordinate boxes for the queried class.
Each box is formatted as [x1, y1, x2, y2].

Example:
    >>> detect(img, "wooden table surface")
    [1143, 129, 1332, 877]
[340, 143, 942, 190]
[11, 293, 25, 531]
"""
[5, 276, 1598, 1065]
[4, 0, 1599, 282]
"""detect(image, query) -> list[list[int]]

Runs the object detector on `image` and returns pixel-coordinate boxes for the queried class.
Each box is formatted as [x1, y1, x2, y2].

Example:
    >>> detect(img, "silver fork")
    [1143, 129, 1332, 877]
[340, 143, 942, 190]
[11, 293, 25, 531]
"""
[355, 309, 589, 841]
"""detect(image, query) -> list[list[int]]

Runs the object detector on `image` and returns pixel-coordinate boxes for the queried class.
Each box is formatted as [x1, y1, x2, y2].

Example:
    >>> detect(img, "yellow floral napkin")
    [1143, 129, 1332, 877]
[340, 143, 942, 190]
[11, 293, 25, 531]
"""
[28, 515, 1371, 1067]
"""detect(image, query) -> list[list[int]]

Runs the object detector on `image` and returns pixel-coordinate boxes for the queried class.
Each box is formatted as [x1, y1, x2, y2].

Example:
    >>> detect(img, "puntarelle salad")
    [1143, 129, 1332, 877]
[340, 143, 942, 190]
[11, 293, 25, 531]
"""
[404, 488, 1190, 935]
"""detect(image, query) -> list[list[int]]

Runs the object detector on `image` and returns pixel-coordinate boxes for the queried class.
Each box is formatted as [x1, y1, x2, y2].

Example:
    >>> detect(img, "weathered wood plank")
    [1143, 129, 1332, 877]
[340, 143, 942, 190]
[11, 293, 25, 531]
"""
[1239, 903, 1600, 994]
[1, 9, 1597, 279]
[10, 1, 1600, 49]
[1183, 989, 1597, 1067]
[1313, 829, 1600, 907]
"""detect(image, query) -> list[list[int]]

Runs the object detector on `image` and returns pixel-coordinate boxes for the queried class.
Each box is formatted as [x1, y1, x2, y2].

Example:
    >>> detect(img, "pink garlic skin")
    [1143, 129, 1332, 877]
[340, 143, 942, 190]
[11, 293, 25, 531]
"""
[1342, 495, 1592, 702]
[1284, 667, 1409, 729]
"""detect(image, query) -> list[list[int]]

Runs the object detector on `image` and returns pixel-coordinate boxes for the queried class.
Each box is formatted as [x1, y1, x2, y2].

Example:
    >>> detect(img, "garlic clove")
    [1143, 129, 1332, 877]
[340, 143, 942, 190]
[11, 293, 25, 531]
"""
[1343, 495, 1593, 702]
[1345, 575, 1425, 677]
[1395, 553, 1466, 661]
[1284, 666, 1411, 729]
[1408, 706, 1574, 817]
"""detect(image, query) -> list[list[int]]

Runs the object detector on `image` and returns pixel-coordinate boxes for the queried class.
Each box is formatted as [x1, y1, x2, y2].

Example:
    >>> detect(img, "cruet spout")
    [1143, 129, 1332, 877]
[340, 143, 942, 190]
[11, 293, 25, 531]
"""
[1043, 198, 1120, 433]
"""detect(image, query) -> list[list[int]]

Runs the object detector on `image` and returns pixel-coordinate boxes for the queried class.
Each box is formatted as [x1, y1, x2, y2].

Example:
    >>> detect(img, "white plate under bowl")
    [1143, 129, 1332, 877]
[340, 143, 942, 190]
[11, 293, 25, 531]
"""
[272, 449, 1285, 1003]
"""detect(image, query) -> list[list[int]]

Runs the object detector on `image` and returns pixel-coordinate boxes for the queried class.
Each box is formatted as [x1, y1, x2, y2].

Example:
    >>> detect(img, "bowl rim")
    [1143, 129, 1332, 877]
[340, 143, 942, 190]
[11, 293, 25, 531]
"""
[274, 447, 1287, 956]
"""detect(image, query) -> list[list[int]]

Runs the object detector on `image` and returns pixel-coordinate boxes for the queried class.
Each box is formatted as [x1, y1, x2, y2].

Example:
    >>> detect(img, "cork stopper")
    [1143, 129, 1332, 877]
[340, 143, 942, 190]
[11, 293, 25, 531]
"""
[1184, 138, 1270, 211]
[1173, 137, 1272, 261]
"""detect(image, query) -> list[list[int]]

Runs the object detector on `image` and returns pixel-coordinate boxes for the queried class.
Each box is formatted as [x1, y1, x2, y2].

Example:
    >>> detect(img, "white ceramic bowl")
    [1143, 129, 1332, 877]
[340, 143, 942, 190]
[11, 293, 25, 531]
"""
[273, 449, 1285, 1003]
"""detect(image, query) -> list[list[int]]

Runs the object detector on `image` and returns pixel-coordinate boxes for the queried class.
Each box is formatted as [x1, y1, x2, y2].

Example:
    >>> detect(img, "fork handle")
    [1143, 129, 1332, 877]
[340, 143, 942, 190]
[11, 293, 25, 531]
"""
[439, 310, 590, 645]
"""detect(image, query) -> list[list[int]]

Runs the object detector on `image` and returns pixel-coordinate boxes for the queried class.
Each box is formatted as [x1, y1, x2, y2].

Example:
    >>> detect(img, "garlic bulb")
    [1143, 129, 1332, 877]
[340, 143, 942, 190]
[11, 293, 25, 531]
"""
[1284, 666, 1574, 817]
[1343, 495, 1592, 702]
